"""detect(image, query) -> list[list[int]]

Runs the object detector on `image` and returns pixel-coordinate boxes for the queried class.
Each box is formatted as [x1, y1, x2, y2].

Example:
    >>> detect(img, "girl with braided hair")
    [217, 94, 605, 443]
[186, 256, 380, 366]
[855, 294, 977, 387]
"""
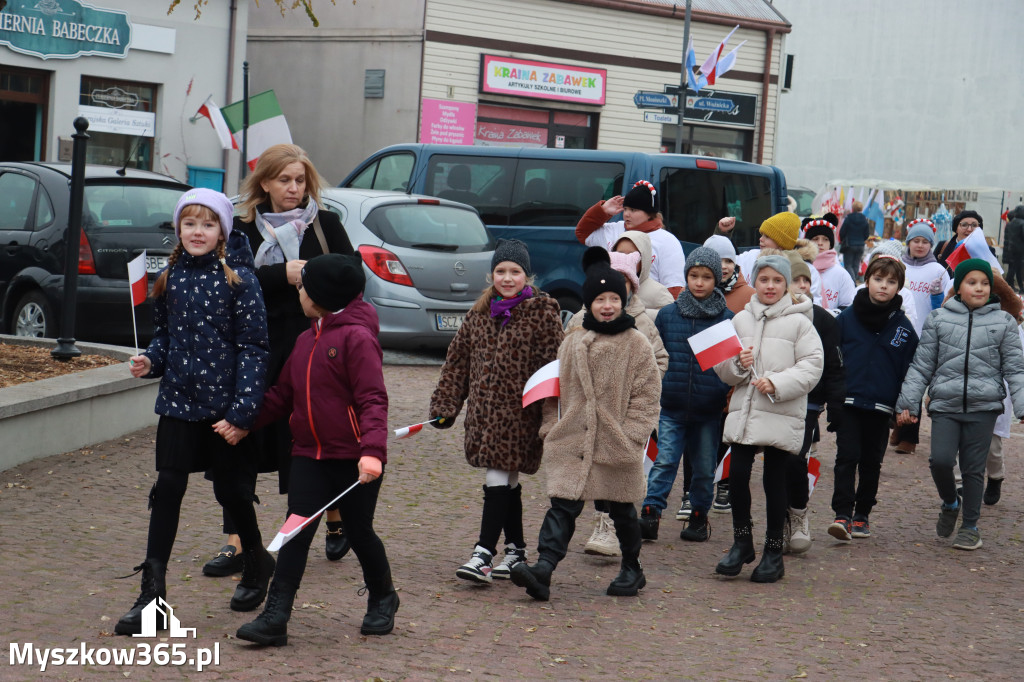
[115, 189, 272, 635]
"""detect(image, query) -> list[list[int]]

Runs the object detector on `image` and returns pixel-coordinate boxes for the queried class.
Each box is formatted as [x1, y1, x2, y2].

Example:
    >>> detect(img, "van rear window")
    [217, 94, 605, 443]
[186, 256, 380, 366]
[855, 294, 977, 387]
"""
[425, 155, 624, 227]
[660, 167, 773, 248]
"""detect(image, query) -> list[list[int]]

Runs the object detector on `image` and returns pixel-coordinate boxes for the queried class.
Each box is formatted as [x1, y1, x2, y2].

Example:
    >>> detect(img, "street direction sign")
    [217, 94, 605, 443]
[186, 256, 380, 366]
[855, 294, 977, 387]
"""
[633, 91, 679, 109]
[687, 96, 735, 112]
[643, 111, 679, 125]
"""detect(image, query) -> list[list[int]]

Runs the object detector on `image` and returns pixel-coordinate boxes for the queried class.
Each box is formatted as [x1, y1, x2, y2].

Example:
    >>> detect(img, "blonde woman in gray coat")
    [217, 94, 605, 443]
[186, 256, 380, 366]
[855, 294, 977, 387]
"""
[713, 255, 823, 583]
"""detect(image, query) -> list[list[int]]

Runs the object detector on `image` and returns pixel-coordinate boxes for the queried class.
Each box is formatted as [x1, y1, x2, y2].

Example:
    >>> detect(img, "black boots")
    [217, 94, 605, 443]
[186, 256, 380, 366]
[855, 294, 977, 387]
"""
[639, 504, 660, 540]
[606, 554, 646, 596]
[750, 536, 785, 583]
[115, 558, 167, 635]
[236, 581, 296, 647]
[715, 525, 756, 577]
[230, 546, 276, 611]
[511, 560, 554, 601]
[325, 521, 351, 561]
[680, 510, 711, 542]
[984, 477, 1003, 506]
[360, 570, 400, 635]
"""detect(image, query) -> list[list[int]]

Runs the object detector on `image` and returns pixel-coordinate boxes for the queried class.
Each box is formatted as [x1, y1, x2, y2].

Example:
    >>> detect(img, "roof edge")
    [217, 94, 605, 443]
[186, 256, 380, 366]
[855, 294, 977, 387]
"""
[552, 0, 792, 32]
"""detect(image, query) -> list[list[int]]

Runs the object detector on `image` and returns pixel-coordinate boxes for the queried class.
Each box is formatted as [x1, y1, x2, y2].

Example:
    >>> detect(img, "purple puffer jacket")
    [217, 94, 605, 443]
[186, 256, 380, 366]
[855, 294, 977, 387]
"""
[255, 295, 388, 463]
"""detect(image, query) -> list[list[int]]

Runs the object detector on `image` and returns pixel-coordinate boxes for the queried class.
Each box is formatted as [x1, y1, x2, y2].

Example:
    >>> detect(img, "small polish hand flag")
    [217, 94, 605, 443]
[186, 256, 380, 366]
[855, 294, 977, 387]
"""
[945, 227, 1003, 275]
[127, 251, 148, 306]
[194, 95, 238, 151]
[643, 434, 658, 477]
[393, 418, 438, 439]
[713, 448, 731, 484]
[688, 319, 743, 372]
[807, 456, 821, 497]
[267, 513, 310, 552]
[523, 360, 560, 407]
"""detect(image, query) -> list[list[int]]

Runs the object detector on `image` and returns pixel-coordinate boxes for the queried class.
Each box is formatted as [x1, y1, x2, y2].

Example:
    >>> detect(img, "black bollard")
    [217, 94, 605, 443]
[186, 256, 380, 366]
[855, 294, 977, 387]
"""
[51, 117, 90, 361]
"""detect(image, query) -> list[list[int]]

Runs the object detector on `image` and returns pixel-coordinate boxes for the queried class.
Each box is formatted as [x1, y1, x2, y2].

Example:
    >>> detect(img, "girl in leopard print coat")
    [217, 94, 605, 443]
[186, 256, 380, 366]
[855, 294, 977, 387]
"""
[430, 239, 563, 584]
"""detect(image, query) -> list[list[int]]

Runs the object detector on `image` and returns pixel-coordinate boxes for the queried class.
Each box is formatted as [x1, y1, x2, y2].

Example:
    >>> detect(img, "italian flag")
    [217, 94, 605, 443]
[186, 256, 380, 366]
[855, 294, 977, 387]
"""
[221, 90, 293, 171]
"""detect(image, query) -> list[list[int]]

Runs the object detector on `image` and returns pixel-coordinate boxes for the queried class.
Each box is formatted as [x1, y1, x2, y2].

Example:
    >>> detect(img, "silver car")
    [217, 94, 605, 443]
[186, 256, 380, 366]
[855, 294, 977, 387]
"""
[320, 188, 494, 349]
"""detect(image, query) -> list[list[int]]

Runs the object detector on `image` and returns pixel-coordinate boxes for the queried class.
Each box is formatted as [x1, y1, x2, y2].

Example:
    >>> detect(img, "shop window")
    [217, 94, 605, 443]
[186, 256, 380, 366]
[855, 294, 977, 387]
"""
[79, 76, 156, 170]
[0, 65, 49, 161]
[476, 102, 597, 149]
[662, 124, 752, 162]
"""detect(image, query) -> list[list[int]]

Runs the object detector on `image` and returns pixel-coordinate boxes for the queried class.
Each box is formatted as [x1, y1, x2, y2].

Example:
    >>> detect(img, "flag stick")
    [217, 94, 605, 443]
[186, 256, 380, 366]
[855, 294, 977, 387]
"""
[269, 480, 361, 552]
[750, 366, 776, 404]
[129, 295, 139, 357]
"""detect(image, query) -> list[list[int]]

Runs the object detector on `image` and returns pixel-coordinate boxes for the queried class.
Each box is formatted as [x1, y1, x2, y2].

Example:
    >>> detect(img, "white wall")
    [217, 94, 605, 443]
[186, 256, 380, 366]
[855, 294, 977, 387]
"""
[772, 0, 1024, 198]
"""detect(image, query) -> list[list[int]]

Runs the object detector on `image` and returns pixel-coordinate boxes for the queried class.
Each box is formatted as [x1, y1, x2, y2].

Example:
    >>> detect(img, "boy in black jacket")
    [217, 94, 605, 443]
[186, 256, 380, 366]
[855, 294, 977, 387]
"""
[828, 254, 919, 542]
[785, 253, 845, 554]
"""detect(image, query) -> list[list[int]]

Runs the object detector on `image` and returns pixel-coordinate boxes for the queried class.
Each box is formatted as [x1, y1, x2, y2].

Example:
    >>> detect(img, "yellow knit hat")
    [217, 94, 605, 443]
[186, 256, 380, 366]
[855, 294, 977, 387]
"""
[759, 212, 801, 251]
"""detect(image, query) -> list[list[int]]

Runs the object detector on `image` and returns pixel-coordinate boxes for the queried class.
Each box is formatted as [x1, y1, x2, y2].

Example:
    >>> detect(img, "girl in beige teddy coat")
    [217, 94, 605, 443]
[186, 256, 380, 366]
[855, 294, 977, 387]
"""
[511, 256, 661, 602]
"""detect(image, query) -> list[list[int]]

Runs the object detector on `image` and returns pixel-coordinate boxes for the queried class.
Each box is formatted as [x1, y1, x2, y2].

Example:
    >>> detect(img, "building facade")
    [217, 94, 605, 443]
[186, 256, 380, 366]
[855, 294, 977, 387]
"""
[0, 0, 248, 190]
[247, 0, 790, 184]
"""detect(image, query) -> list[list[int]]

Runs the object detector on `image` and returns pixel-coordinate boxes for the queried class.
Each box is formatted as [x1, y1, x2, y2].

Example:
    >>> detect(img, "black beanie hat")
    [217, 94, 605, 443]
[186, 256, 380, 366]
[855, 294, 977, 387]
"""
[581, 245, 611, 272]
[622, 180, 659, 214]
[804, 219, 836, 249]
[952, 210, 983, 232]
[301, 254, 365, 312]
[491, 238, 532, 275]
[582, 261, 628, 310]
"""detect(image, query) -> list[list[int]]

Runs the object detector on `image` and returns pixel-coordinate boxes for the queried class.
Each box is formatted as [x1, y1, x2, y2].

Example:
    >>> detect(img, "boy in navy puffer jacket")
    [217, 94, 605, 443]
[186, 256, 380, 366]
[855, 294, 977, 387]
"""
[233, 254, 397, 646]
[639, 247, 733, 543]
[829, 255, 918, 543]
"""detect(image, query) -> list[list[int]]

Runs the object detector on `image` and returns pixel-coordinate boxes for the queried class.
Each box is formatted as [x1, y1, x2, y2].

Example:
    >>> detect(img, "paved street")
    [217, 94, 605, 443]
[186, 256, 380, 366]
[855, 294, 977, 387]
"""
[2, 363, 1023, 680]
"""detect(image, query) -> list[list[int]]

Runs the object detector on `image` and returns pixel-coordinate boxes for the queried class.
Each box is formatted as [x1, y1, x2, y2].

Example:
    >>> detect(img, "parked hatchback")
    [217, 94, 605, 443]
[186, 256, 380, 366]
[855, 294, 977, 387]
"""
[0, 162, 190, 344]
[320, 188, 494, 349]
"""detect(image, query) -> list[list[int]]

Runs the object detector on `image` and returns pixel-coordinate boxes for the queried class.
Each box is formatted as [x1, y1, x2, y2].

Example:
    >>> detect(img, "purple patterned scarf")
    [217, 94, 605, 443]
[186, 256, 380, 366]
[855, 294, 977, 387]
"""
[490, 286, 533, 326]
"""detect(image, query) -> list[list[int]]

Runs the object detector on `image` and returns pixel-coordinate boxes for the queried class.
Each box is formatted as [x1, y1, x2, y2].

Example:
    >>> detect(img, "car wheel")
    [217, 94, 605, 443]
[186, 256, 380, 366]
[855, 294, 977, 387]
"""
[12, 291, 55, 338]
[555, 294, 583, 329]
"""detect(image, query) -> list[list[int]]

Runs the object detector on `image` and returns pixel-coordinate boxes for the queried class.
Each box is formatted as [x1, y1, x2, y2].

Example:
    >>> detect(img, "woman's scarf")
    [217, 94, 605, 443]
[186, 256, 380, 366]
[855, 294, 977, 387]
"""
[813, 249, 838, 274]
[675, 287, 728, 319]
[720, 270, 739, 293]
[852, 287, 902, 334]
[490, 286, 533, 326]
[902, 249, 937, 267]
[582, 310, 636, 334]
[253, 201, 319, 268]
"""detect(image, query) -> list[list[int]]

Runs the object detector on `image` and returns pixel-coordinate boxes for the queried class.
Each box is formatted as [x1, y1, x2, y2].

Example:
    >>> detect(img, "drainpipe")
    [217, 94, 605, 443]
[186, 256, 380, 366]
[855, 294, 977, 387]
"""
[223, 0, 238, 191]
[757, 27, 775, 164]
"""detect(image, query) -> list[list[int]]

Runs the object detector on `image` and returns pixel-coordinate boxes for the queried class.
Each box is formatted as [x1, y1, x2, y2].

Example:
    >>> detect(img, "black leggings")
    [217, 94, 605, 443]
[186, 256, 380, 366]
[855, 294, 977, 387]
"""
[274, 457, 391, 590]
[728, 444, 789, 538]
[146, 468, 262, 565]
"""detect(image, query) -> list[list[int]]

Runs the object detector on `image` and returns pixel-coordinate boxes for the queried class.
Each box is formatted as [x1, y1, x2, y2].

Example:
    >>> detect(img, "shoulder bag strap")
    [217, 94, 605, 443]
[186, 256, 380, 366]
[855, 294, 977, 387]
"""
[311, 214, 330, 255]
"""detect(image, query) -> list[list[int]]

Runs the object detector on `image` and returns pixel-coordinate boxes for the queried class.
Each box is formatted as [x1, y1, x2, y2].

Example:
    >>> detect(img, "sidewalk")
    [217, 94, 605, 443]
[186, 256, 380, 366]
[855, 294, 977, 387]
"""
[2, 364, 1022, 680]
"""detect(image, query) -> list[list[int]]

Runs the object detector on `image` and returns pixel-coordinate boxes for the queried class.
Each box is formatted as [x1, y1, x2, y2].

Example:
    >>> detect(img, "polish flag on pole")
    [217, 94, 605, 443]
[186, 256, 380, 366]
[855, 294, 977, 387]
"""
[713, 448, 731, 484]
[699, 25, 739, 85]
[127, 251, 147, 355]
[807, 456, 821, 497]
[710, 40, 747, 83]
[688, 319, 744, 372]
[194, 95, 238, 151]
[268, 480, 360, 551]
[523, 360, 560, 407]
[394, 418, 439, 439]
[643, 435, 658, 477]
[944, 226, 1003, 274]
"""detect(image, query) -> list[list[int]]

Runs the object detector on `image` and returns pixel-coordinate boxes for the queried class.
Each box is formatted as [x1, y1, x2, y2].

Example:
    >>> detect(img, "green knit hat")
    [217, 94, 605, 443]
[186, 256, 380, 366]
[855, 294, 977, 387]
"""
[953, 258, 993, 293]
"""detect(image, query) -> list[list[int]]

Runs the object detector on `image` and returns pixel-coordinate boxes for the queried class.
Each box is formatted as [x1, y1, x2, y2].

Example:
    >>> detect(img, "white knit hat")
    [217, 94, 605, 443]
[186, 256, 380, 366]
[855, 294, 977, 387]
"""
[703, 234, 737, 262]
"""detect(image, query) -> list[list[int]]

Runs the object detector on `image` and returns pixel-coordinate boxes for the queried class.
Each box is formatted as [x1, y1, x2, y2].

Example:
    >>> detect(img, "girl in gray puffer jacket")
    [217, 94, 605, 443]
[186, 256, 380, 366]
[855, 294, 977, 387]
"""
[897, 259, 1024, 551]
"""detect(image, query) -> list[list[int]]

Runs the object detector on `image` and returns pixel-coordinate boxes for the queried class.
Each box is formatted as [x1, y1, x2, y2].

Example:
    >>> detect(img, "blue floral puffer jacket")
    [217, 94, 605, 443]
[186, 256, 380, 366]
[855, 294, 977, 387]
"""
[144, 230, 270, 429]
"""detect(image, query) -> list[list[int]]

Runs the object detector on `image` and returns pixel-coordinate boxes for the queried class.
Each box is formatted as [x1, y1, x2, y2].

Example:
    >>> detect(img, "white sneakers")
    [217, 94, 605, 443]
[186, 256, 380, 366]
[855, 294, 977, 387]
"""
[584, 512, 621, 556]
[455, 545, 494, 583]
[788, 507, 811, 554]
[491, 544, 527, 579]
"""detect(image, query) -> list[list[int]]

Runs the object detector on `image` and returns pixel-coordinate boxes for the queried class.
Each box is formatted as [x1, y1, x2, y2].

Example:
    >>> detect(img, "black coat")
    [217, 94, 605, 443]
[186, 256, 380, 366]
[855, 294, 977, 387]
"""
[235, 206, 354, 483]
[1004, 218, 1024, 261]
[807, 304, 845, 416]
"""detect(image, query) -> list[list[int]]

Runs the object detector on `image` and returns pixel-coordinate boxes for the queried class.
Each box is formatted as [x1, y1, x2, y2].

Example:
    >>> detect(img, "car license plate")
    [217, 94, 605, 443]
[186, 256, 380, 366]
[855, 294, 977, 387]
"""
[145, 255, 167, 274]
[435, 313, 465, 331]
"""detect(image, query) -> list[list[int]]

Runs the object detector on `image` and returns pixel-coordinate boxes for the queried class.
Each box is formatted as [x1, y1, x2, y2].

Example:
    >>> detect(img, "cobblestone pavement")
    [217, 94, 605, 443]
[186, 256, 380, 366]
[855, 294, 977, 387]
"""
[2, 364, 1023, 680]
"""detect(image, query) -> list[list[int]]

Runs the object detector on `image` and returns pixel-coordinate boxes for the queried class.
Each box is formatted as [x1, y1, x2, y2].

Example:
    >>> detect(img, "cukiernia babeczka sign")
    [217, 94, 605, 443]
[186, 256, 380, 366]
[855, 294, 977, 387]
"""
[0, 0, 131, 60]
